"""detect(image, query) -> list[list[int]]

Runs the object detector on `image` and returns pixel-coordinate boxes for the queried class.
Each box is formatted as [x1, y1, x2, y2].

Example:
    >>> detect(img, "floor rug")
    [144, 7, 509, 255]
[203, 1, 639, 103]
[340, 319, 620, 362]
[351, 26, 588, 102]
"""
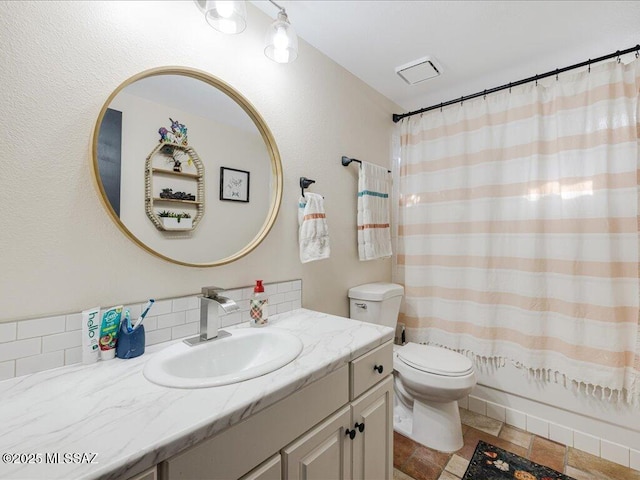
[462, 440, 575, 480]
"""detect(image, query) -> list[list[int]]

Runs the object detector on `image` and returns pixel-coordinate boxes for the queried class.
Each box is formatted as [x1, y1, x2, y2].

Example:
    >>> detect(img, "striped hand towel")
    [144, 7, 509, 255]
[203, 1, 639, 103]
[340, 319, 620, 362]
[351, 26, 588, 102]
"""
[358, 162, 392, 260]
[298, 193, 330, 263]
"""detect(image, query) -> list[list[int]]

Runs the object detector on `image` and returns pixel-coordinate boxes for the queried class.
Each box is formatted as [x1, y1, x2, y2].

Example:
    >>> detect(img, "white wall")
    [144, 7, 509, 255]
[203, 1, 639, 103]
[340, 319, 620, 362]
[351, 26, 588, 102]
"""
[0, 1, 397, 322]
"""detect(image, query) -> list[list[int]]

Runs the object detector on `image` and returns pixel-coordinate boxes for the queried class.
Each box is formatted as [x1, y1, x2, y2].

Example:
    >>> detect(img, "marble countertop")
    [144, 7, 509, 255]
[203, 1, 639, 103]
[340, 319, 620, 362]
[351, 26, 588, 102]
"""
[0, 309, 394, 480]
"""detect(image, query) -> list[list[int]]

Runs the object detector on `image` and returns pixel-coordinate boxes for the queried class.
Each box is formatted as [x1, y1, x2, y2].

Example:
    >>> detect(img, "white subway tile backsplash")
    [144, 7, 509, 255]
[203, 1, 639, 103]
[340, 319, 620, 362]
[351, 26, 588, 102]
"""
[42, 331, 82, 353]
[185, 309, 199, 324]
[0, 322, 17, 343]
[574, 431, 600, 456]
[171, 322, 199, 340]
[269, 293, 286, 305]
[0, 280, 301, 382]
[16, 351, 64, 376]
[600, 439, 629, 467]
[0, 361, 15, 380]
[276, 302, 293, 314]
[171, 295, 199, 312]
[64, 347, 82, 366]
[549, 422, 573, 446]
[221, 312, 243, 328]
[146, 328, 172, 346]
[285, 290, 300, 303]
[17, 316, 65, 339]
[142, 317, 158, 332]
[151, 300, 173, 316]
[0, 338, 41, 362]
[224, 289, 244, 302]
[65, 313, 82, 332]
[157, 312, 186, 330]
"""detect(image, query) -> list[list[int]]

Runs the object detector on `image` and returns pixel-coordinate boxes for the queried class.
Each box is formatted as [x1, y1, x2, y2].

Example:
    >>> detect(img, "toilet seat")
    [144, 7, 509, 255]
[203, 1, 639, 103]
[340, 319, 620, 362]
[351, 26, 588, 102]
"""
[396, 343, 473, 377]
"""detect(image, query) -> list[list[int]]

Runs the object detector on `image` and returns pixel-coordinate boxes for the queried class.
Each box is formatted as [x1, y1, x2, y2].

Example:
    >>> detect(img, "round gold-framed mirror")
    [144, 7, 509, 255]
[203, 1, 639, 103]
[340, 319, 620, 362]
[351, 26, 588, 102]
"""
[91, 67, 283, 267]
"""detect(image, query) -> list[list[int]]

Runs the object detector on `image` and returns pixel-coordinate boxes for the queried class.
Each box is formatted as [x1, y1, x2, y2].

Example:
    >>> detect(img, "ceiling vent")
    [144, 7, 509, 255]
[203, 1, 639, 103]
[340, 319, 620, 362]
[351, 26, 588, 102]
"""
[395, 56, 442, 85]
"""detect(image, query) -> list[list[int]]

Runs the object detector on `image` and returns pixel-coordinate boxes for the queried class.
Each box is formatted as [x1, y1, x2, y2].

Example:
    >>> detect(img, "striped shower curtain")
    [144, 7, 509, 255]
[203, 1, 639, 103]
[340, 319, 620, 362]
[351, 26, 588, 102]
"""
[394, 58, 640, 403]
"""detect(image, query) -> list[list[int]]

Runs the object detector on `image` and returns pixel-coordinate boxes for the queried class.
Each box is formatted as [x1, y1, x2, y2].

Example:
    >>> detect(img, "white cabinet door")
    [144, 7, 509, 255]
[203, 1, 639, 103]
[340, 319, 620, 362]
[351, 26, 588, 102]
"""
[351, 376, 393, 480]
[240, 454, 281, 480]
[282, 406, 352, 480]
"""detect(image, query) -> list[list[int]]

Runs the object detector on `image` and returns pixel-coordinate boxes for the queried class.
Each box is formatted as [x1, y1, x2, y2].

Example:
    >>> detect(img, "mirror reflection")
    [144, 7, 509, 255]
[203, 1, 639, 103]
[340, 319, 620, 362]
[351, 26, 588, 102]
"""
[92, 69, 282, 266]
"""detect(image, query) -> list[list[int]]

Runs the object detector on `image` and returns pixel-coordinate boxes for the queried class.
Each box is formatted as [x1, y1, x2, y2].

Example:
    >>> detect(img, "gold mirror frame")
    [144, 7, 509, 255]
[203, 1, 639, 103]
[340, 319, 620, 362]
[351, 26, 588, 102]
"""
[90, 67, 283, 267]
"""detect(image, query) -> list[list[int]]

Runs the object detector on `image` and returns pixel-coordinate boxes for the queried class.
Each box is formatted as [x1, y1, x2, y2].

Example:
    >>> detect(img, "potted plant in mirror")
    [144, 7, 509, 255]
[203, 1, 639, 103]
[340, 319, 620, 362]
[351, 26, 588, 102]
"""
[157, 210, 193, 230]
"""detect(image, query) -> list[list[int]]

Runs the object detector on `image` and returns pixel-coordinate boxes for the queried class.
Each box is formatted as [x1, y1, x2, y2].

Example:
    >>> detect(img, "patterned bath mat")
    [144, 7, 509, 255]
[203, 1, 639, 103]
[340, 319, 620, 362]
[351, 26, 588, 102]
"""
[462, 440, 575, 480]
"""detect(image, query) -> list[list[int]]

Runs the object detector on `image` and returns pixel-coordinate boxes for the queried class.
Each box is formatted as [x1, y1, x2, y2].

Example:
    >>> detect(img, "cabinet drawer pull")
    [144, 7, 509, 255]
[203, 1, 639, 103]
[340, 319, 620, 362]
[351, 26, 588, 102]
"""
[345, 428, 356, 440]
[355, 422, 365, 433]
[373, 364, 384, 374]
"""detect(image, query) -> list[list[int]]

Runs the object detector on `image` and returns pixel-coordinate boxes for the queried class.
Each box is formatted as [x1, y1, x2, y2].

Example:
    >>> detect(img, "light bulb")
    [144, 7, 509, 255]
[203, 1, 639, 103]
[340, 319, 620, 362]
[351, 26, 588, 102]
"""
[216, 1, 234, 18]
[202, 0, 247, 34]
[273, 26, 289, 50]
[264, 10, 298, 64]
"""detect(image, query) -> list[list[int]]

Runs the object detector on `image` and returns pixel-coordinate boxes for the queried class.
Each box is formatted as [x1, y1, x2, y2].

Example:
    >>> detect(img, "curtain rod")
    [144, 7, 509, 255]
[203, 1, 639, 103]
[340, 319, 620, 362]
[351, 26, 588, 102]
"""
[392, 44, 640, 123]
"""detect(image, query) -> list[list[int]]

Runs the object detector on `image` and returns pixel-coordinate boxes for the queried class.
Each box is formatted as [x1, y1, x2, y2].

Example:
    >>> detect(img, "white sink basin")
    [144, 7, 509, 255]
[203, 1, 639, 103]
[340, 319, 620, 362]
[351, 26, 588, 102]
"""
[143, 328, 304, 388]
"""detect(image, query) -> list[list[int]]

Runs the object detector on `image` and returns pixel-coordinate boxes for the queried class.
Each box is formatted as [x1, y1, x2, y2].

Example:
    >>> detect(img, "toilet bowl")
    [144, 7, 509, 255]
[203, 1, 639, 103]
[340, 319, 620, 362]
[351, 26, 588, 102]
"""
[348, 283, 477, 453]
[393, 343, 476, 452]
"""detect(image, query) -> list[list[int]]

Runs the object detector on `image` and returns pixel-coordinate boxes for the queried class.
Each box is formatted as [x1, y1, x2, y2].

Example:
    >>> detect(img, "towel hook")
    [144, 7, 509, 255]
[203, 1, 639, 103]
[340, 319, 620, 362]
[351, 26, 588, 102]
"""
[300, 177, 315, 197]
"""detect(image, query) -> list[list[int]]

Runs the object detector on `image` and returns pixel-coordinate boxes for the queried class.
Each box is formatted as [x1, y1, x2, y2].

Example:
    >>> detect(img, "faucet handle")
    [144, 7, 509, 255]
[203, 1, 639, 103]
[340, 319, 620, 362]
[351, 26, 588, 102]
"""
[202, 286, 225, 298]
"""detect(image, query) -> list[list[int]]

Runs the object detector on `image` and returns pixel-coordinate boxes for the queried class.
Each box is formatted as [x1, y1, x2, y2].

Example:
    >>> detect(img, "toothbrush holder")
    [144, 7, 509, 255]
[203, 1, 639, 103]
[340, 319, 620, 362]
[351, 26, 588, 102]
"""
[116, 322, 145, 359]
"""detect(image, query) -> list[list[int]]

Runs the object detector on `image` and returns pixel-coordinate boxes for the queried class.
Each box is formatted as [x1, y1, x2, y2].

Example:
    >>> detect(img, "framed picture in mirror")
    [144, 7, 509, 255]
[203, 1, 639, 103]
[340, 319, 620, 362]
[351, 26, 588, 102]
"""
[220, 167, 250, 202]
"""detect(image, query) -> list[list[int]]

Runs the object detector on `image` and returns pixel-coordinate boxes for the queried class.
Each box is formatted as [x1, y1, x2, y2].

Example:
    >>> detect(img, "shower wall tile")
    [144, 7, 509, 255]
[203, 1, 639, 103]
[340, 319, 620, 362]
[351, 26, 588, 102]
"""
[600, 439, 630, 467]
[630, 449, 640, 471]
[485, 401, 506, 423]
[468, 396, 486, 415]
[505, 407, 527, 430]
[574, 430, 601, 456]
[549, 422, 574, 446]
[0, 280, 302, 381]
[526, 415, 549, 438]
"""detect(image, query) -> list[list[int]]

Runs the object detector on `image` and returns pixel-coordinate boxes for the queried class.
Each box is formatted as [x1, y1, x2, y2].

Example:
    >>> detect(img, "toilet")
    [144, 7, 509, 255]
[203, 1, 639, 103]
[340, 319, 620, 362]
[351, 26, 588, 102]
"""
[348, 282, 476, 453]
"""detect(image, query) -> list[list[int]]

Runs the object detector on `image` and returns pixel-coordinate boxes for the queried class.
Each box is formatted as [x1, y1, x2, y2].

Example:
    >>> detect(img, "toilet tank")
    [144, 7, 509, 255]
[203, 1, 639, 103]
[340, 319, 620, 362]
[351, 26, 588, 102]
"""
[348, 283, 404, 328]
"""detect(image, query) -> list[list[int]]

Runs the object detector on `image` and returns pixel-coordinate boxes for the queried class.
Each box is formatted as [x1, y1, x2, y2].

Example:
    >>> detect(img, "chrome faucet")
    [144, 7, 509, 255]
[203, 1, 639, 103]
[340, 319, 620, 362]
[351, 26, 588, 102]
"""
[184, 286, 240, 346]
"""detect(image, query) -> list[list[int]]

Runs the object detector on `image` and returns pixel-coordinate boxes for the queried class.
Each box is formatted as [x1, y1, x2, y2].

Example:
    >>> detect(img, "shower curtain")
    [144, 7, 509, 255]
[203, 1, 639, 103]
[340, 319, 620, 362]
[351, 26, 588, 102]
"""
[394, 58, 640, 403]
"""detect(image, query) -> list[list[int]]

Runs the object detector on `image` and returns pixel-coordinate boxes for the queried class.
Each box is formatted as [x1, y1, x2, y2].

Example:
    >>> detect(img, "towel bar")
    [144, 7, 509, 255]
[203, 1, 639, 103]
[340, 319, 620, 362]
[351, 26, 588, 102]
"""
[341, 156, 391, 173]
[300, 177, 316, 197]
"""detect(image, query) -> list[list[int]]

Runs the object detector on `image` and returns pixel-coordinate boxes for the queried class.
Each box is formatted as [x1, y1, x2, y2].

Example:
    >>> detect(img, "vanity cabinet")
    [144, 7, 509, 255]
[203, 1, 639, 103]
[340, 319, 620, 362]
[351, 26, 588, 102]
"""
[282, 376, 393, 480]
[158, 340, 393, 480]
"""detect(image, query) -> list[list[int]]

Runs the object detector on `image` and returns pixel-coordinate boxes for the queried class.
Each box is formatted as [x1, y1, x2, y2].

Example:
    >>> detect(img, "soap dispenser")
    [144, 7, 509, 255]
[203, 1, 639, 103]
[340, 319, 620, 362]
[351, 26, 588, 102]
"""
[250, 280, 268, 327]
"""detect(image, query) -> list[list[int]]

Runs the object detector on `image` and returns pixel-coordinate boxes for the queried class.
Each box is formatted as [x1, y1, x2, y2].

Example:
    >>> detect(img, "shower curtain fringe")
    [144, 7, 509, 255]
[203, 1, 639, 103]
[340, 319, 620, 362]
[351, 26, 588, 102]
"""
[419, 340, 640, 406]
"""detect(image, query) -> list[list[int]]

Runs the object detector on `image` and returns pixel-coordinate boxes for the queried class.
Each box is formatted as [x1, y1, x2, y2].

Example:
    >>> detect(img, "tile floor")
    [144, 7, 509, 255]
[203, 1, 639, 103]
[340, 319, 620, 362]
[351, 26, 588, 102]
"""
[393, 409, 640, 480]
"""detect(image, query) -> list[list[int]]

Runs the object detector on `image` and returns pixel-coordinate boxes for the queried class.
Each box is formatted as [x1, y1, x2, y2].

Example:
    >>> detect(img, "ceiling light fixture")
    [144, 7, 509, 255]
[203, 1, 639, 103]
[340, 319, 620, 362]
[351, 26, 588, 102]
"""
[197, 1, 247, 35]
[264, 0, 298, 64]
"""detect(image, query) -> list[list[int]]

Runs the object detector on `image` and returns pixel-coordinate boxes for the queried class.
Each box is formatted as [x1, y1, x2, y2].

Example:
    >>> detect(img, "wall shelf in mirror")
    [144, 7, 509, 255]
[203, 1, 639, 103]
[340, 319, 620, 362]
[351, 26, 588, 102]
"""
[144, 135, 205, 233]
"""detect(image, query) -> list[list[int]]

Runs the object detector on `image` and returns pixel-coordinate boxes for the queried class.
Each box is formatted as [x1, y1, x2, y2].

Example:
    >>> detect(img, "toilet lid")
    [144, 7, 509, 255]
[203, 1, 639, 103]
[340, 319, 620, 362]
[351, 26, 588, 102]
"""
[397, 343, 473, 376]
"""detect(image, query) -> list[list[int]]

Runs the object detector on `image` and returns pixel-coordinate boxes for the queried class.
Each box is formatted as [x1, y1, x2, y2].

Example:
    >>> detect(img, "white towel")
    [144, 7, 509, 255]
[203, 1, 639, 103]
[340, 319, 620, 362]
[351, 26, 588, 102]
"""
[298, 193, 330, 263]
[357, 162, 392, 260]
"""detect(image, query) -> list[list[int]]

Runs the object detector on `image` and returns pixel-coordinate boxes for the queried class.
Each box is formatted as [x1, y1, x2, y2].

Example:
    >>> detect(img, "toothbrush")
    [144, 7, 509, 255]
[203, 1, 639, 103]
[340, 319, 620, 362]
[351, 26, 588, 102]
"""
[132, 299, 155, 330]
[123, 309, 132, 333]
